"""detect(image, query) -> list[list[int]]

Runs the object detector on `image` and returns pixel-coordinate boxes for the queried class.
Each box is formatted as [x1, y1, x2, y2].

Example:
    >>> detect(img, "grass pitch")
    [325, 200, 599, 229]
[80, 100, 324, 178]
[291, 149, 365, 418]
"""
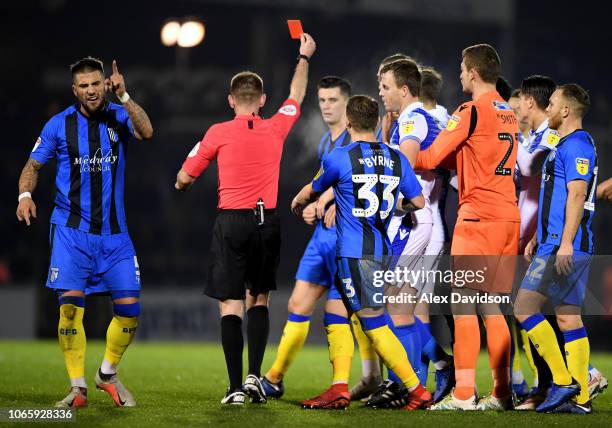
[0, 341, 610, 427]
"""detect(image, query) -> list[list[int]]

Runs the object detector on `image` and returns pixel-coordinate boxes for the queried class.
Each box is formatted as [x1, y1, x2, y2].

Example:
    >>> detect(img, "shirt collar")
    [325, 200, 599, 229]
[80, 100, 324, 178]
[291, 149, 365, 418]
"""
[235, 114, 262, 120]
[401, 101, 423, 116]
[530, 119, 549, 136]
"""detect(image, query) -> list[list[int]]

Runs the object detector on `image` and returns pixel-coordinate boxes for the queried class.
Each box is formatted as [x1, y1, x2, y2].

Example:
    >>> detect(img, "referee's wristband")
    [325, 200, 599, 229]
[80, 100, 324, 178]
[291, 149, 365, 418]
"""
[18, 192, 32, 202]
[117, 92, 131, 103]
[297, 54, 310, 64]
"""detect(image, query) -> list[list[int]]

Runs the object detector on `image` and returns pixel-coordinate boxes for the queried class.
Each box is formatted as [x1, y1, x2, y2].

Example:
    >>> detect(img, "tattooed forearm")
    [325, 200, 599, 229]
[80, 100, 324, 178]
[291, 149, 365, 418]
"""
[123, 99, 153, 140]
[18, 159, 43, 194]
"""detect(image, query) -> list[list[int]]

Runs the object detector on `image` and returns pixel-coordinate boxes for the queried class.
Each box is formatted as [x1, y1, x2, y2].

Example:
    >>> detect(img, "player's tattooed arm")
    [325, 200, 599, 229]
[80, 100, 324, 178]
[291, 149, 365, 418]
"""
[123, 98, 153, 140]
[19, 158, 42, 194]
[16, 158, 42, 226]
[107, 59, 153, 140]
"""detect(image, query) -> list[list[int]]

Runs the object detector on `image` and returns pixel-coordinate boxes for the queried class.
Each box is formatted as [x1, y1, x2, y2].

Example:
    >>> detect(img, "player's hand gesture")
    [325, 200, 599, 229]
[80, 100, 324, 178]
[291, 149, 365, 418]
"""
[291, 197, 306, 217]
[106, 60, 127, 98]
[299, 33, 316, 58]
[302, 202, 318, 225]
[524, 236, 537, 262]
[324, 204, 336, 229]
[555, 242, 574, 276]
[16, 197, 37, 226]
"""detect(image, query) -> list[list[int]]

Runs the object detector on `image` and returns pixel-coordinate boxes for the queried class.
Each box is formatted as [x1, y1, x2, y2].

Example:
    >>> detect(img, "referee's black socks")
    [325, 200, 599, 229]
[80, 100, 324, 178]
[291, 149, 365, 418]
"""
[221, 315, 244, 392]
[247, 305, 269, 378]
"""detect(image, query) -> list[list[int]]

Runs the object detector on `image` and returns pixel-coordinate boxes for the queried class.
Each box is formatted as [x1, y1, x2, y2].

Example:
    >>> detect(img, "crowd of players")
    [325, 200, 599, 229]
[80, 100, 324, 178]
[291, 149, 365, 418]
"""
[256, 40, 611, 414]
[16, 31, 611, 415]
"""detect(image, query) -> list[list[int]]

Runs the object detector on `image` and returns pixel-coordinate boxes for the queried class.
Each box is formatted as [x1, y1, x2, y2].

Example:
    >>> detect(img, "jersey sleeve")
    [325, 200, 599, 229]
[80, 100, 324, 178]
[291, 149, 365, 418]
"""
[30, 117, 60, 165]
[399, 153, 423, 199]
[269, 99, 301, 142]
[562, 138, 596, 184]
[312, 149, 341, 193]
[115, 105, 136, 137]
[399, 112, 428, 146]
[181, 125, 220, 177]
[538, 128, 561, 151]
[415, 103, 474, 170]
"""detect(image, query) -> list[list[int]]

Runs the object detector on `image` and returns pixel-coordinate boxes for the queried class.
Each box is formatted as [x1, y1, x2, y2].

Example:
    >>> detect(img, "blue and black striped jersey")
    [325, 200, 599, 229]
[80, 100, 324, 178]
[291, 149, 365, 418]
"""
[538, 129, 597, 253]
[312, 141, 422, 259]
[30, 102, 135, 235]
[317, 129, 351, 165]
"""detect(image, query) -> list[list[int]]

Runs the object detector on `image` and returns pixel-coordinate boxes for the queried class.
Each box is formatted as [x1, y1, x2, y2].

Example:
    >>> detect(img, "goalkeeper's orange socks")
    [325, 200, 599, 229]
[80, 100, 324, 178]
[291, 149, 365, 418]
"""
[453, 315, 479, 400]
[58, 295, 87, 388]
[266, 313, 310, 383]
[484, 315, 511, 398]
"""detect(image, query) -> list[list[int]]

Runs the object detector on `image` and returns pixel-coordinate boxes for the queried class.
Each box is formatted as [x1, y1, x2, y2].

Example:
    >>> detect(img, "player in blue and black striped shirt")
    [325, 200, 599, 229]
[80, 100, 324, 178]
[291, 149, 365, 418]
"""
[292, 95, 433, 410]
[16, 57, 153, 409]
[514, 84, 596, 414]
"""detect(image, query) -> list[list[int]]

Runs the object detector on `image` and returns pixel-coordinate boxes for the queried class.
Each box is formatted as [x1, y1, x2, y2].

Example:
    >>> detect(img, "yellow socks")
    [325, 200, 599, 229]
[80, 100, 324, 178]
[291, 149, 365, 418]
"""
[521, 314, 572, 386]
[58, 299, 86, 385]
[563, 327, 590, 404]
[103, 315, 138, 366]
[360, 314, 419, 390]
[324, 313, 354, 384]
[266, 313, 310, 383]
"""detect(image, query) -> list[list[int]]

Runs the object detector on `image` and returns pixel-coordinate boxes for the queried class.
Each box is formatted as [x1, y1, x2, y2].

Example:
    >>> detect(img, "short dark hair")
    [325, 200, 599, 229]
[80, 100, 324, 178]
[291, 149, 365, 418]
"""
[510, 89, 521, 99]
[380, 59, 421, 97]
[462, 44, 501, 84]
[520, 75, 557, 110]
[230, 71, 264, 104]
[558, 83, 590, 118]
[347, 95, 379, 132]
[380, 53, 413, 67]
[496, 76, 513, 101]
[420, 67, 443, 103]
[317, 76, 352, 98]
[70, 57, 104, 78]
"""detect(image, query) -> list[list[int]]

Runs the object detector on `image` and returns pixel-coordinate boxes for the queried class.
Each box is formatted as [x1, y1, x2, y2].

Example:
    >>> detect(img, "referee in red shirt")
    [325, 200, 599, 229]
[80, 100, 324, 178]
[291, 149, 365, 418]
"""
[175, 34, 316, 405]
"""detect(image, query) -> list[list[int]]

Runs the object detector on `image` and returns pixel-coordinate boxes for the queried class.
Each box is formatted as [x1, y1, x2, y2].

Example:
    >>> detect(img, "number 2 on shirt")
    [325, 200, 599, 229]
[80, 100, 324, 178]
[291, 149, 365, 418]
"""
[352, 174, 400, 219]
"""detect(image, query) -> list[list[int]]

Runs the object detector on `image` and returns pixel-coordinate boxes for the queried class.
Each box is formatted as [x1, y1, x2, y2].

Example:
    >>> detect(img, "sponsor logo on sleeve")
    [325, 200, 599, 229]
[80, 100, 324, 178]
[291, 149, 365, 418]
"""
[492, 101, 513, 111]
[279, 104, 297, 116]
[576, 158, 590, 175]
[32, 137, 41, 153]
[313, 167, 323, 181]
[546, 131, 560, 147]
[401, 120, 415, 135]
[188, 142, 200, 158]
[446, 115, 461, 131]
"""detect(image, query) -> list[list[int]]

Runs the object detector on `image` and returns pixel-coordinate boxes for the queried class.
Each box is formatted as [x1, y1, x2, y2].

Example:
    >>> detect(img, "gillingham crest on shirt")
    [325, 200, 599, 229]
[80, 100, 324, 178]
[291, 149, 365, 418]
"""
[50, 267, 59, 283]
[107, 126, 120, 143]
[576, 157, 590, 175]
[279, 104, 297, 116]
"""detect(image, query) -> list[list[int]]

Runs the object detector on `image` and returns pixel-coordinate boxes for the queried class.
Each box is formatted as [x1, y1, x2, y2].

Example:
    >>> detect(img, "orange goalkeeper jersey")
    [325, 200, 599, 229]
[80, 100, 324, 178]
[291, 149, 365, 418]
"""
[416, 90, 520, 222]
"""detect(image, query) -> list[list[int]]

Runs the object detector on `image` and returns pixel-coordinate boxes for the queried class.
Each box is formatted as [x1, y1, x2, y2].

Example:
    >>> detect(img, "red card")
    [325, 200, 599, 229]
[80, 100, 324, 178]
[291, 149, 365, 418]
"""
[287, 20, 304, 39]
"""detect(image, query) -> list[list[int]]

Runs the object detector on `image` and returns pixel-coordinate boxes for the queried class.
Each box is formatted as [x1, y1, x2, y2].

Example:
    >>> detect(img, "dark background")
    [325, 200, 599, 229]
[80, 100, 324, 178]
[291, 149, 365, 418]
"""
[1, 0, 611, 345]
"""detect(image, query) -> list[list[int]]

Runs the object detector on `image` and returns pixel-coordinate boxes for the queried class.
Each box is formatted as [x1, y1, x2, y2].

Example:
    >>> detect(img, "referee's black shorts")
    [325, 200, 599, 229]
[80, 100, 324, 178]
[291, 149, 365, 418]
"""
[205, 209, 280, 301]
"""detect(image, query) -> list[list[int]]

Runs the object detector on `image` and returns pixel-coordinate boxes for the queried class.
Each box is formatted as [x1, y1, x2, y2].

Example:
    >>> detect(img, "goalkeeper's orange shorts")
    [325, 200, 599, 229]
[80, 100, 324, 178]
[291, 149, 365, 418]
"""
[450, 220, 519, 294]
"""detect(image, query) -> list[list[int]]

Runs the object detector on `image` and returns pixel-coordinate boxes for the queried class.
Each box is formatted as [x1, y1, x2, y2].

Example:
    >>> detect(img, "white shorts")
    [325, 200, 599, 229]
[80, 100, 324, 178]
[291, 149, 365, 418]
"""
[388, 215, 432, 293]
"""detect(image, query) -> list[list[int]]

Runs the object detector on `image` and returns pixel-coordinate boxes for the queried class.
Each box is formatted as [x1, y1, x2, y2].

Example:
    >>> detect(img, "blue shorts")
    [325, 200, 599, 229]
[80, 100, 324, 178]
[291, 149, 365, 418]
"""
[295, 222, 341, 300]
[46, 223, 141, 295]
[336, 257, 386, 312]
[520, 243, 591, 307]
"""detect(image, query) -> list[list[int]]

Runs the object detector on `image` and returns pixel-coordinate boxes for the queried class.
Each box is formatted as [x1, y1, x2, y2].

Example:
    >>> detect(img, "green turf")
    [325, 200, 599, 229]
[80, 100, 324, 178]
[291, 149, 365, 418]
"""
[0, 341, 610, 427]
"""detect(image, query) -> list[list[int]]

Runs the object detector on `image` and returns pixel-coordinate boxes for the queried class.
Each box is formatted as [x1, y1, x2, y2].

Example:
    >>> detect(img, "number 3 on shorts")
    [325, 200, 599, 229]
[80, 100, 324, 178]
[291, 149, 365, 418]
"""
[342, 278, 356, 298]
